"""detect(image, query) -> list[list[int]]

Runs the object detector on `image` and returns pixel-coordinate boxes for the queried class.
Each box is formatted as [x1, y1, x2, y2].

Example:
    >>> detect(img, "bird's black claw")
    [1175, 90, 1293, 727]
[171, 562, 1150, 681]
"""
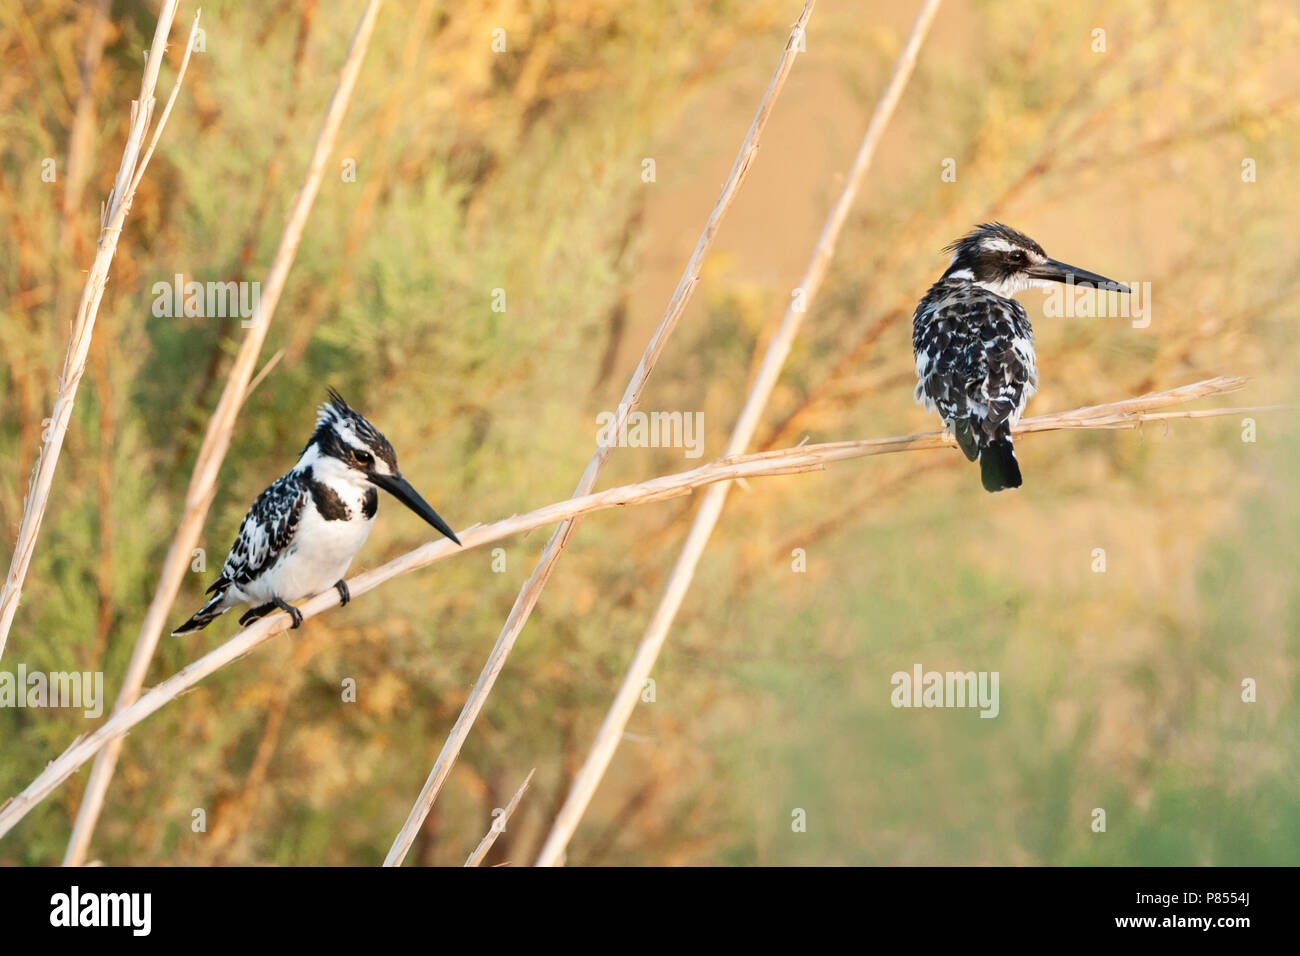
[272, 597, 303, 629]
[335, 579, 350, 606]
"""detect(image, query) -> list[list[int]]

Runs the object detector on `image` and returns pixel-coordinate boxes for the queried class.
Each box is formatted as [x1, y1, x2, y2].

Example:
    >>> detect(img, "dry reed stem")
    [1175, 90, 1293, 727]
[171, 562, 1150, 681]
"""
[533, 0, 945, 866]
[381, 0, 819, 867]
[60, 0, 383, 867]
[0, 3, 197, 661]
[464, 769, 535, 867]
[0, 376, 1262, 844]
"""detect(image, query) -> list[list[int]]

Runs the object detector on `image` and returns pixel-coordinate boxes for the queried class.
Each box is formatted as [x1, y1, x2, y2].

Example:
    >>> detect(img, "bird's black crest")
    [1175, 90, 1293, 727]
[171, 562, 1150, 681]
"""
[943, 222, 1045, 261]
[306, 389, 398, 470]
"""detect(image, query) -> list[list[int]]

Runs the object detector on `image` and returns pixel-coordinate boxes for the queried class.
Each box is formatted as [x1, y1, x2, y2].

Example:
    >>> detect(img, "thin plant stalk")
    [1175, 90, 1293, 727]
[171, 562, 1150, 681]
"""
[0, 375, 1265, 843]
[464, 769, 535, 867]
[0, 3, 196, 661]
[60, 0, 384, 867]
[382, 0, 819, 867]
[534, 0, 945, 867]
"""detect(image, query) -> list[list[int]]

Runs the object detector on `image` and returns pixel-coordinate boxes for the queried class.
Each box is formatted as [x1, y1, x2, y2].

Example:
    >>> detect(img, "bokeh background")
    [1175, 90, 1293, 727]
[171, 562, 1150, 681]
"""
[1, 0, 1297, 865]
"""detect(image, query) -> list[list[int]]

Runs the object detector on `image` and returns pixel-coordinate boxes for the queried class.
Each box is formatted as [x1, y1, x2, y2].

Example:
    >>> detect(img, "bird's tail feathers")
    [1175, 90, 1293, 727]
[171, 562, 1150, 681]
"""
[952, 418, 980, 462]
[979, 437, 1022, 493]
[172, 592, 231, 636]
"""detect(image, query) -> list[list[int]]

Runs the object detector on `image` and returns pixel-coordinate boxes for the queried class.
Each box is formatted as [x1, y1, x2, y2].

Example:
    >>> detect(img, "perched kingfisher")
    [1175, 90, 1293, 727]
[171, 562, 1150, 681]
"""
[912, 223, 1130, 492]
[173, 390, 461, 634]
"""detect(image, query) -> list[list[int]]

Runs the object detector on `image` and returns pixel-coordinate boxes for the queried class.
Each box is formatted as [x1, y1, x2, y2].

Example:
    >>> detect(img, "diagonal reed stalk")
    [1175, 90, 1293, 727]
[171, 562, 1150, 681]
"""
[60, 0, 384, 867]
[533, 0, 945, 866]
[382, 0, 819, 867]
[464, 768, 535, 867]
[0, 376, 1273, 843]
[0, 3, 198, 662]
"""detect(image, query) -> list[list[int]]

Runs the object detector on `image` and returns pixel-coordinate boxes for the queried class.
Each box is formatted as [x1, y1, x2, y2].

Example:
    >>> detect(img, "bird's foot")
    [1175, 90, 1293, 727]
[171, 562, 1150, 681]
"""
[272, 597, 303, 629]
[239, 603, 274, 627]
[334, 579, 350, 607]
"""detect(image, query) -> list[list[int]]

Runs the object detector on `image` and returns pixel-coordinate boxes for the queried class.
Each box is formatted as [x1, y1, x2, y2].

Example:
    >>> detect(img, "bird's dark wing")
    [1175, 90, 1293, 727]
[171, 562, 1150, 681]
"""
[216, 471, 308, 590]
[913, 282, 1036, 441]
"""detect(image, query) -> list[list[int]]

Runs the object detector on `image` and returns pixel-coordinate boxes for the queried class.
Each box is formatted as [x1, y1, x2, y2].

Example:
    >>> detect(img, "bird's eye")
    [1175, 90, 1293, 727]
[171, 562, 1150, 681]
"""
[1009, 251, 1026, 263]
[356, 450, 374, 467]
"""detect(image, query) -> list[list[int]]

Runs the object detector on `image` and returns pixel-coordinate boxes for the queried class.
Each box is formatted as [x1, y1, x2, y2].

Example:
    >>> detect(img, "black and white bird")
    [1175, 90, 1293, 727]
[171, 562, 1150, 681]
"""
[173, 390, 461, 634]
[912, 223, 1130, 492]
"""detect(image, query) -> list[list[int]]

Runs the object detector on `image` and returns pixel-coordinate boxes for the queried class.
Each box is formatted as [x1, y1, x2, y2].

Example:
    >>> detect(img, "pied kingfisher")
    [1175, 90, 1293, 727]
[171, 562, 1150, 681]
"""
[912, 223, 1130, 492]
[173, 390, 461, 634]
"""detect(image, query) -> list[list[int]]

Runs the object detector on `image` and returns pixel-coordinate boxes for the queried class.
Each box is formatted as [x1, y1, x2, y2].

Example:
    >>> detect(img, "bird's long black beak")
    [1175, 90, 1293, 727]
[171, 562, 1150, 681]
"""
[1027, 257, 1131, 294]
[369, 472, 461, 546]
